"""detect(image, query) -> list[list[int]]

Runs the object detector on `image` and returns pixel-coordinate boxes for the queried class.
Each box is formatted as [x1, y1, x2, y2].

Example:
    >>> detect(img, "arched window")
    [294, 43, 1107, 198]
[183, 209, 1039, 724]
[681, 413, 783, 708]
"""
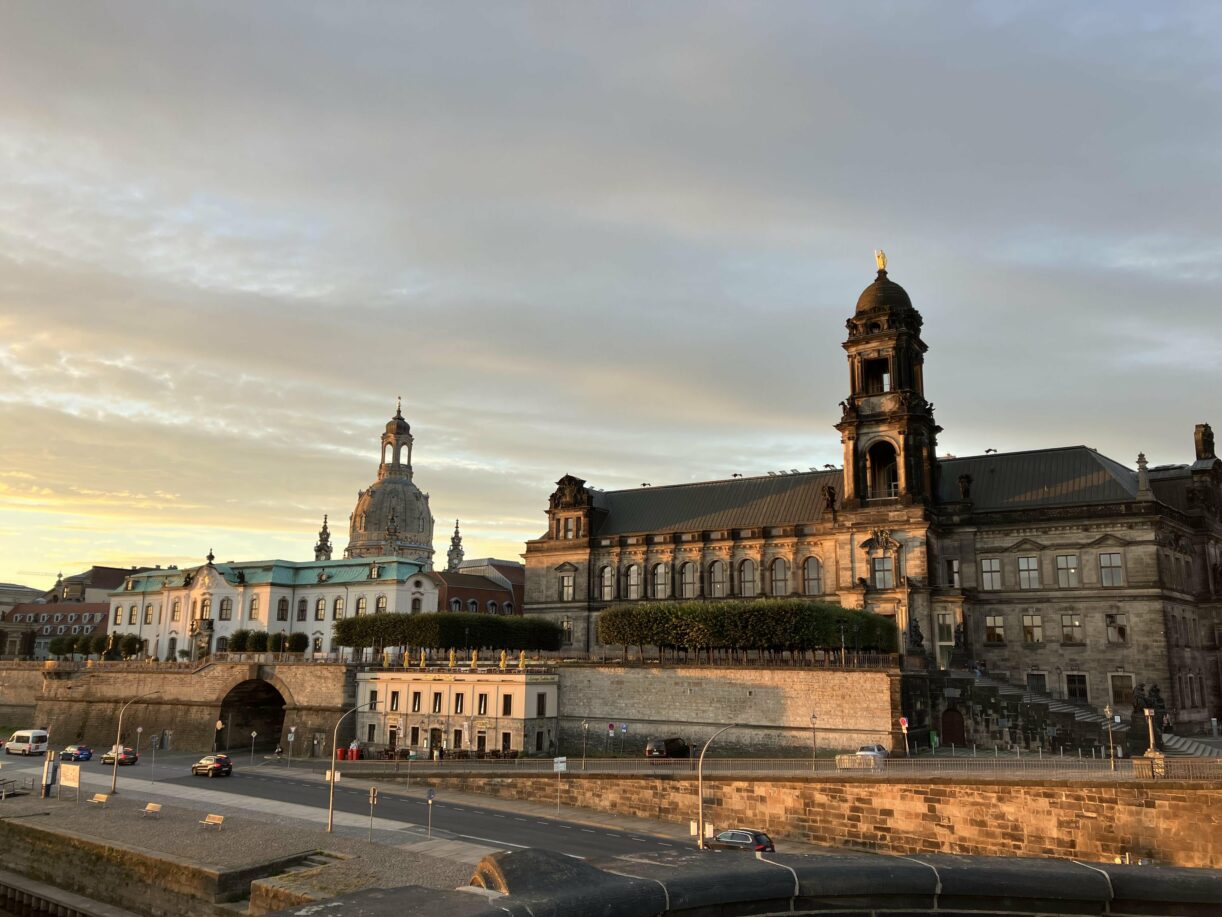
[333, 597, 345, 619]
[803, 557, 823, 595]
[770, 558, 788, 596]
[738, 559, 757, 597]
[143, 604, 154, 625]
[315, 598, 326, 620]
[128, 605, 137, 625]
[468, 599, 478, 612]
[277, 597, 289, 621]
[166, 636, 177, 660]
[375, 595, 388, 614]
[296, 599, 307, 621]
[866, 440, 899, 499]
[599, 566, 614, 601]
[680, 562, 698, 598]
[652, 563, 668, 599]
[219, 598, 233, 621]
[708, 561, 727, 597]
[504, 602, 514, 614]
[249, 596, 260, 620]
[216, 637, 228, 653]
[312, 636, 323, 653]
[356, 596, 367, 616]
[171, 599, 181, 622]
[488, 600, 498, 613]
[200, 599, 212, 620]
[626, 564, 642, 600]
[450, 598, 462, 611]
[411, 597, 422, 612]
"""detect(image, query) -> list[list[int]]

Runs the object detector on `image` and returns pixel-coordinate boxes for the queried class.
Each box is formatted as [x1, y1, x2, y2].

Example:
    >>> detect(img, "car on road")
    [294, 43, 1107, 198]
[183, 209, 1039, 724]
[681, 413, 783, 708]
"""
[191, 755, 233, 777]
[644, 737, 690, 759]
[101, 747, 139, 766]
[705, 828, 775, 853]
[60, 745, 93, 761]
[855, 744, 889, 760]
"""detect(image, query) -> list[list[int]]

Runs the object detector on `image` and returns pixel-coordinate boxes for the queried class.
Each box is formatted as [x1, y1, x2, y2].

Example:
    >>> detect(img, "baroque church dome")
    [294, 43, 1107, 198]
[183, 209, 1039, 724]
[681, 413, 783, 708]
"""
[344, 401, 435, 567]
[855, 268, 913, 314]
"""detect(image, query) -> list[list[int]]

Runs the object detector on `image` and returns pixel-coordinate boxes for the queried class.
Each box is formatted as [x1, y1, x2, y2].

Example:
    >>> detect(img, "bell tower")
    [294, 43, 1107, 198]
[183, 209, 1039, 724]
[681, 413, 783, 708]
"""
[379, 396, 414, 481]
[836, 252, 940, 508]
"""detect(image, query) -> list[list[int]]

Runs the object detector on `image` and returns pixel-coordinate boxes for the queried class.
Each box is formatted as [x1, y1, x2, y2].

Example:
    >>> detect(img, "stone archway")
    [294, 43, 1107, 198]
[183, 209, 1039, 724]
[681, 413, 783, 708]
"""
[218, 679, 287, 753]
[940, 706, 966, 746]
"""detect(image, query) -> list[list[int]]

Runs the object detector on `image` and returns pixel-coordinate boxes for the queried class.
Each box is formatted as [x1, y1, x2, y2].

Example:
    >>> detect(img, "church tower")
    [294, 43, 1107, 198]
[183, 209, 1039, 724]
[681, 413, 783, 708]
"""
[446, 520, 464, 572]
[836, 253, 940, 508]
[314, 515, 333, 561]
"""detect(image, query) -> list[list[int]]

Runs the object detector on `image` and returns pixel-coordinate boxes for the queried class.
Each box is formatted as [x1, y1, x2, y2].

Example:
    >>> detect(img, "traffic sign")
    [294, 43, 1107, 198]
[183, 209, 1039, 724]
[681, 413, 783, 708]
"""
[899, 716, 908, 729]
[553, 756, 568, 773]
[325, 770, 341, 782]
[368, 787, 379, 806]
[288, 729, 296, 739]
[620, 723, 628, 734]
[608, 722, 615, 732]
[215, 720, 224, 731]
[251, 731, 258, 738]
[426, 788, 435, 802]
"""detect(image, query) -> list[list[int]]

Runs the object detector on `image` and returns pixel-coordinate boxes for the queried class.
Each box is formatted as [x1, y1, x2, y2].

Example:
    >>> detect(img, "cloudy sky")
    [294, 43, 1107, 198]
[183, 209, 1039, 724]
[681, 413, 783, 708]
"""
[1, 2, 1219, 589]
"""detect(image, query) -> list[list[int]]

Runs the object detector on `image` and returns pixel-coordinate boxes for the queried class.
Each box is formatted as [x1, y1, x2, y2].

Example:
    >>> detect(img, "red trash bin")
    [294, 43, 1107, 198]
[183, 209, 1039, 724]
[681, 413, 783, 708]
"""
[337, 748, 346, 761]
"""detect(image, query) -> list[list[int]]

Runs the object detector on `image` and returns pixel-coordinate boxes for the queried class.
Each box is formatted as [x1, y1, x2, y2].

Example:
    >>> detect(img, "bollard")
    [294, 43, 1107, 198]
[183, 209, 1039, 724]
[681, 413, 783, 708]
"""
[994, 744, 998, 758]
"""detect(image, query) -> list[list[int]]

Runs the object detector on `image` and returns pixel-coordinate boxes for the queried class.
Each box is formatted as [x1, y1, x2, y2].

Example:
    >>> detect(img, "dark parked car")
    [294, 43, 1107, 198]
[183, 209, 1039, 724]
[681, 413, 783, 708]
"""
[645, 737, 690, 759]
[191, 755, 233, 777]
[705, 828, 775, 853]
[60, 745, 93, 761]
[101, 747, 139, 765]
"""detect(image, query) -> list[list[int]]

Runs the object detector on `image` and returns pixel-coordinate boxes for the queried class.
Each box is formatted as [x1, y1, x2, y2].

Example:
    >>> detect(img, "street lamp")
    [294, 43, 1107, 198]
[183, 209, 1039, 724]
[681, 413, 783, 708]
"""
[696, 724, 739, 850]
[837, 622, 847, 667]
[1103, 705, 1115, 771]
[327, 698, 381, 832]
[1144, 707, 1156, 753]
[111, 692, 159, 794]
[809, 713, 818, 770]
[581, 720, 589, 770]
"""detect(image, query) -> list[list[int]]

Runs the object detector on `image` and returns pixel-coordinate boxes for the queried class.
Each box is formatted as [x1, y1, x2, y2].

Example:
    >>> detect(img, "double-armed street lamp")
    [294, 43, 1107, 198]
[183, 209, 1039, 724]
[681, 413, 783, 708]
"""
[112, 692, 159, 794]
[696, 723, 740, 850]
[328, 698, 381, 832]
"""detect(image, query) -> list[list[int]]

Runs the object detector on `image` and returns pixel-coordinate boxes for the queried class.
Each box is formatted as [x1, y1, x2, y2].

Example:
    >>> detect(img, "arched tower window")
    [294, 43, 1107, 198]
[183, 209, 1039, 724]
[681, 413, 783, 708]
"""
[411, 597, 422, 613]
[803, 557, 823, 595]
[866, 440, 899, 499]
[738, 559, 757, 597]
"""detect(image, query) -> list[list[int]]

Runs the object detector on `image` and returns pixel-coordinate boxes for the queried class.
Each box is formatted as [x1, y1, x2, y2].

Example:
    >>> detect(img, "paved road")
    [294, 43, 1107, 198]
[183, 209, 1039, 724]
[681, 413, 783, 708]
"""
[1, 751, 690, 861]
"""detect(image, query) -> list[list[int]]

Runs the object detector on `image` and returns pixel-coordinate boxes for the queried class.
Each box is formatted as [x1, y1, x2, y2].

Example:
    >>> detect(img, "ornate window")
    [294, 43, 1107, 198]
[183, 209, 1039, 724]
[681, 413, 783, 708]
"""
[128, 605, 138, 625]
[680, 562, 698, 598]
[559, 573, 575, 602]
[296, 599, 307, 621]
[708, 561, 727, 597]
[315, 598, 326, 621]
[626, 564, 642, 600]
[1017, 556, 1040, 589]
[870, 557, 893, 589]
[144, 604, 154, 625]
[200, 599, 212, 620]
[770, 558, 789, 595]
[333, 597, 344, 619]
[219, 598, 233, 621]
[650, 563, 667, 599]
[249, 596, 260, 620]
[276, 598, 289, 621]
[599, 566, 614, 601]
[738, 559, 757, 597]
[802, 557, 823, 595]
[376, 595, 388, 613]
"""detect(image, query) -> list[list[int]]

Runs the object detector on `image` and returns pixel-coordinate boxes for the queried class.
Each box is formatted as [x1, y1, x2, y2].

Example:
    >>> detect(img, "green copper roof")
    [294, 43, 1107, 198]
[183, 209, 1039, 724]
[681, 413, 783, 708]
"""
[110, 556, 427, 596]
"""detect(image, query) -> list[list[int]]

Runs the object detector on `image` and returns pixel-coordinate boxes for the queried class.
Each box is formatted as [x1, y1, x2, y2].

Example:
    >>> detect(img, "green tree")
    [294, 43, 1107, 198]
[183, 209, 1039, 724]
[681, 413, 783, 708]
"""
[91, 633, 109, 657]
[48, 636, 66, 657]
[287, 632, 309, 653]
[248, 631, 269, 652]
[119, 634, 143, 658]
[227, 630, 250, 653]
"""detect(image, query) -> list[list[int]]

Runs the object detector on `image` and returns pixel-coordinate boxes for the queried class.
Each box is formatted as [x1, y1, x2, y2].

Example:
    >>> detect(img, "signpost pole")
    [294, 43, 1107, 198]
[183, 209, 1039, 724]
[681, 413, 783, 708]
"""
[368, 786, 378, 842]
[250, 731, 258, 766]
[427, 788, 435, 838]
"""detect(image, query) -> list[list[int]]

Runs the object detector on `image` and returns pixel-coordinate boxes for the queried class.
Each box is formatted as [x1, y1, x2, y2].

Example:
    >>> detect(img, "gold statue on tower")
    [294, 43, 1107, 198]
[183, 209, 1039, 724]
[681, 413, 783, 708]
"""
[874, 249, 887, 272]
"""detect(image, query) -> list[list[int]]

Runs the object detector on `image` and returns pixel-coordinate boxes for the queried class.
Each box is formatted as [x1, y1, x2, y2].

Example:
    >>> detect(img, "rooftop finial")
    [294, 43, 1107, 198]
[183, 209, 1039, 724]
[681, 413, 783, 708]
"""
[395, 395, 403, 417]
[874, 249, 887, 272]
[206, 548, 215, 565]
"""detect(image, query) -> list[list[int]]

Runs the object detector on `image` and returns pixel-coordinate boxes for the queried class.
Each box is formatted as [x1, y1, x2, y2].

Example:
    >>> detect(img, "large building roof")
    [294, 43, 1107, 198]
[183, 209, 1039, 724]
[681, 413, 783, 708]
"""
[586, 446, 1145, 537]
[114, 556, 428, 595]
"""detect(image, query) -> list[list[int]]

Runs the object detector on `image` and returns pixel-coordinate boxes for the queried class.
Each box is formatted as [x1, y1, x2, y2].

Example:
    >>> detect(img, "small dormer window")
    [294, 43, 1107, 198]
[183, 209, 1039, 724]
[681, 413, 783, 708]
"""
[370, 563, 380, 579]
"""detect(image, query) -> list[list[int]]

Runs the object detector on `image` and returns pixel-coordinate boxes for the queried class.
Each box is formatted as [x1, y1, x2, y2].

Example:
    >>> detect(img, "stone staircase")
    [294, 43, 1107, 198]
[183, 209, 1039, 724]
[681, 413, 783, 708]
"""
[1163, 734, 1222, 758]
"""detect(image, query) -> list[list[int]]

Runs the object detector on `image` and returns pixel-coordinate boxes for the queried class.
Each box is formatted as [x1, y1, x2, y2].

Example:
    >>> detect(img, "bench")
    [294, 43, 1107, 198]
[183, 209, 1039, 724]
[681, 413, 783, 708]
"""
[199, 813, 224, 830]
[140, 802, 162, 818]
[87, 793, 110, 807]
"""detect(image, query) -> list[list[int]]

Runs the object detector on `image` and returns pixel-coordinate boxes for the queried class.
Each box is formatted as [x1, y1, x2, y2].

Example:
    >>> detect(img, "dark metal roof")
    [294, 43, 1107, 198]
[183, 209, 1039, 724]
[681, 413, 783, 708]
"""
[592, 471, 837, 536]
[938, 447, 1138, 510]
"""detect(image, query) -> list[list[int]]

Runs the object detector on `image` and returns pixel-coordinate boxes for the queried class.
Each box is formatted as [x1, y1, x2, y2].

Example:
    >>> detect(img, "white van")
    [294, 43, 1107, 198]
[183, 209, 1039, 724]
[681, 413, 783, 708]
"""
[4, 730, 49, 756]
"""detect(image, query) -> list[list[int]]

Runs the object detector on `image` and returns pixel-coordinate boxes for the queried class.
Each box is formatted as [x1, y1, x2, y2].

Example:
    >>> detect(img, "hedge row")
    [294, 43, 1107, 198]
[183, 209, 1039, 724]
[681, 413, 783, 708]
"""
[596, 599, 897, 653]
[47, 633, 110, 658]
[332, 612, 562, 652]
[226, 630, 308, 653]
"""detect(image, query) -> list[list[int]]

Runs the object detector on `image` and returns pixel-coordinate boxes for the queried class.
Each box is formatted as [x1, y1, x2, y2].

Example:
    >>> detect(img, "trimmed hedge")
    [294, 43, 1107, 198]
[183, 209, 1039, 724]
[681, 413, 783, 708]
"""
[333, 612, 562, 652]
[596, 599, 896, 655]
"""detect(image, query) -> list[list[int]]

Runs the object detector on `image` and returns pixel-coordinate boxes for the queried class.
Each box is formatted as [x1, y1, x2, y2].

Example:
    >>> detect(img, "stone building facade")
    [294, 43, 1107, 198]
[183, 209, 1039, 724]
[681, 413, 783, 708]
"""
[524, 262, 1222, 734]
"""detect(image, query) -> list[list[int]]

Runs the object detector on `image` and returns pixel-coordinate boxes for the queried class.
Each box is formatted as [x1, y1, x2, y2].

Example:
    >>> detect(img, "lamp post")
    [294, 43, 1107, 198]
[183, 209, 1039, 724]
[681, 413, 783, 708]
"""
[111, 692, 159, 794]
[809, 713, 818, 770]
[328, 699, 381, 832]
[1103, 705, 1115, 771]
[135, 726, 143, 759]
[837, 622, 847, 667]
[581, 720, 589, 770]
[1144, 707, 1156, 753]
[696, 724, 738, 850]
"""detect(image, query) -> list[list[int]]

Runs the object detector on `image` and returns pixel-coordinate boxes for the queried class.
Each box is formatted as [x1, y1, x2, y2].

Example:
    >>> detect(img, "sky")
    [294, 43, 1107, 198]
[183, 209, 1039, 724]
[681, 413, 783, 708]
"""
[1, 2, 1220, 589]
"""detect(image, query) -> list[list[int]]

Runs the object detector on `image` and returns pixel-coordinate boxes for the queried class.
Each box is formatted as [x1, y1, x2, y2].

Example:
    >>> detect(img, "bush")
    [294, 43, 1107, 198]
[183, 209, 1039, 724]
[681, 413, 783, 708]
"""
[332, 612, 562, 652]
[119, 634, 143, 658]
[48, 636, 66, 658]
[268, 632, 287, 653]
[247, 631, 269, 652]
[91, 633, 109, 657]
[227, 630, 250, 653]
[177, 649, 191, 660]
[287, 632, 309, 653]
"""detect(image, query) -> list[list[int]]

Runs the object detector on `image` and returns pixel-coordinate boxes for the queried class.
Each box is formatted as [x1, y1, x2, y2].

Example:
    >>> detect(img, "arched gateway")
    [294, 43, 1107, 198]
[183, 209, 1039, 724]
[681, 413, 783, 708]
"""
[218, 679, 288, 752]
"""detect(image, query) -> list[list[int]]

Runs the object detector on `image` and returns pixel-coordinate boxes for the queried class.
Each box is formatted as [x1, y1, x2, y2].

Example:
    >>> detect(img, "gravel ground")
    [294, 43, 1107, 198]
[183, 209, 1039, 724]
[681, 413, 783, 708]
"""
[0, 792, 473, 893]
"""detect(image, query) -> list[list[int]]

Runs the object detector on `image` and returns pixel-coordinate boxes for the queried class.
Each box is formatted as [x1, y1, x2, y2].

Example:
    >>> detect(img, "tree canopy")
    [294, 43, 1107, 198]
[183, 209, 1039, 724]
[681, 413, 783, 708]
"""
[332, 612, 561, 652]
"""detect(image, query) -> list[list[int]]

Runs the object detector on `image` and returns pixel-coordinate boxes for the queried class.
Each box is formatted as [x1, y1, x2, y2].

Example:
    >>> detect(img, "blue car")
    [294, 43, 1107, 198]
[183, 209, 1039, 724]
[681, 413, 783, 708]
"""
[60, 745, 93, 761]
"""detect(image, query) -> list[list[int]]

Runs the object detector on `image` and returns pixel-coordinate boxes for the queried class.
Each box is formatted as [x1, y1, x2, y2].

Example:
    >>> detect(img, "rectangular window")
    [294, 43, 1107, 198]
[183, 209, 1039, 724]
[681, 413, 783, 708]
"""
[1021, 613, 1043, 643]
[114, 608, 122, 626]
[410, 726, 419, 747]
[389, 691, 400, 712]
[1066, 673, 1089, 703]
[454, 693, 465, 715]
[871, 557, 894, 589]
[367, 723, 376, 743]
[477, 693, 488, 716]
[1110, 674, 1134, 708]
[535, 730, 545, 752]
[1017, 556, 1040, 589]
[368, 689, 378, 711]
[985, 614, 1005, 644]
[411, 691, 421, 713]
[1105, 612, 1128, 644]
[431, 692, 442, 714]
[502, 694, 513, 716]
[144, 605, 153, 625]
[945, 559, 960, 588]
[1055, 554, 1079, 588]
[535, 692, 546, 717]
[1060, 613, 1083, 644]
[563, 518, 574, 539]
[1026, 672, 1047, 695]
[981, 558, 1002, 591]
[1099, 552, 1124, 587]
[863, 357, 890, 393]
[559, 573, 575, 602]
[936, 612, 953, 644]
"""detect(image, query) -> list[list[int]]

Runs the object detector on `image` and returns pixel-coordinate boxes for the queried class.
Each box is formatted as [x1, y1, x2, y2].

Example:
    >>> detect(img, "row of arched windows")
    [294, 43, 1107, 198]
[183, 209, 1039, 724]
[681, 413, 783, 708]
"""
[596, 557, 825, 601]
[448, 598, 514, 614]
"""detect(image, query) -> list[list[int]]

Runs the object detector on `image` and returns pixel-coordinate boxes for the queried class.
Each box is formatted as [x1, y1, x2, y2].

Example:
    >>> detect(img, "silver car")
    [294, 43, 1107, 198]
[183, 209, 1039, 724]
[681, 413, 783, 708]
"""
[855, 743, 889, 760]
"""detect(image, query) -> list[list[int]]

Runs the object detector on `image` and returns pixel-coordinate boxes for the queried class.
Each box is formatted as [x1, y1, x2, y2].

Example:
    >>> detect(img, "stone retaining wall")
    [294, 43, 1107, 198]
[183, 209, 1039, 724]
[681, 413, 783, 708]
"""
[398, 771, 1221, 868]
